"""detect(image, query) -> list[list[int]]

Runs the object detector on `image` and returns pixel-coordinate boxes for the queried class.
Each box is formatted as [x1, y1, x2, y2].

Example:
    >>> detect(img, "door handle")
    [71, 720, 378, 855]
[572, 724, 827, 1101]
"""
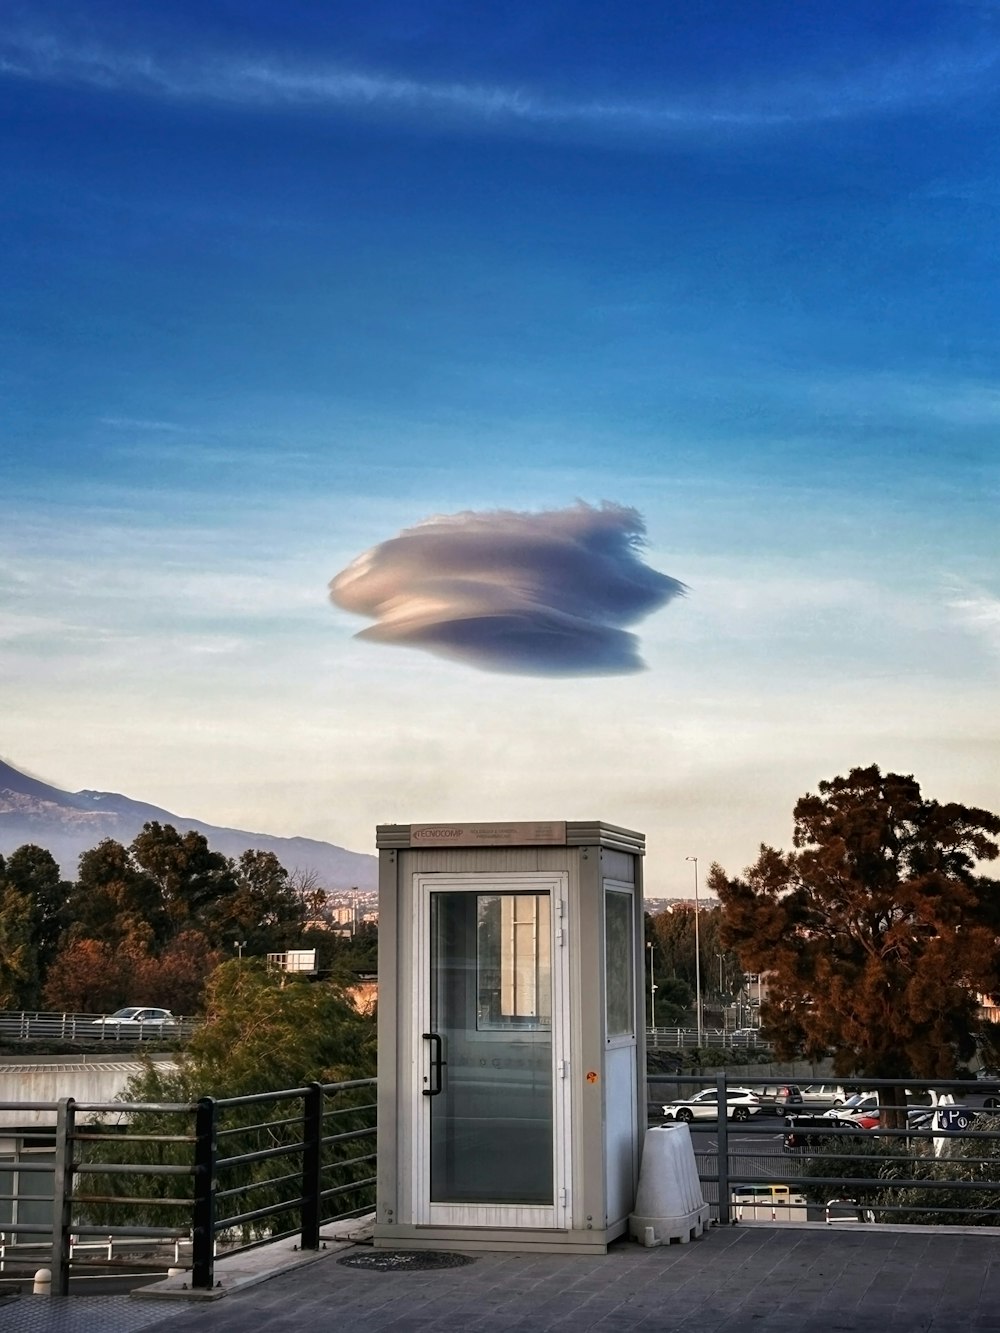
[422, 1032, 446, 1096]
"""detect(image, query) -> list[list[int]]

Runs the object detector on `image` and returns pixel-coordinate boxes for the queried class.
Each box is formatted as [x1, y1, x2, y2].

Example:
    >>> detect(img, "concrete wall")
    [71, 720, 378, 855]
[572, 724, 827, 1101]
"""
[0, 1057, 178, 1124]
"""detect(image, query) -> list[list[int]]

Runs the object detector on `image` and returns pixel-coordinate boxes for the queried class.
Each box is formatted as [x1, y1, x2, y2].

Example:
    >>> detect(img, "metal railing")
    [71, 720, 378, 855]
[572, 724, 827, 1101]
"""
[0, 1077, 377, 1294]
[0, 1010, 200, 1043]
[650, 1072, 1000, 1228]
[647, 1027, 768, 1050]
[5, 1068, 996, 1297]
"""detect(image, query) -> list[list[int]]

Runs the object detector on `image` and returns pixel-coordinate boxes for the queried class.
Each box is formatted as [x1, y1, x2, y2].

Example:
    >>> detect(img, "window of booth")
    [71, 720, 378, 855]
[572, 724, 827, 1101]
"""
[604, 885, 634, 1040]
[476, 893, 552, 1031]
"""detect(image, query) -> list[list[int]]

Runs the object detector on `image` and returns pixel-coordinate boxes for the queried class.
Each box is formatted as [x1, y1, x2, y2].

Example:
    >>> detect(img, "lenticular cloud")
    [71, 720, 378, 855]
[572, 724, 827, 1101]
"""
[329, 502, 685, 676]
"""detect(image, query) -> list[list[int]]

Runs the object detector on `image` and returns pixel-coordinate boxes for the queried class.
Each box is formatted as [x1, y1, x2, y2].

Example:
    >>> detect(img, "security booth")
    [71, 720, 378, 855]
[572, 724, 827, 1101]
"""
[374, 820, 646, 1254]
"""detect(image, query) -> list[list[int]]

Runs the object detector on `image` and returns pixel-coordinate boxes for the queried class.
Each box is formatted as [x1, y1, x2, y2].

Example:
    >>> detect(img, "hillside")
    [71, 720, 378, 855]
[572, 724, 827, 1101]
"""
[0, 758, 378, 889]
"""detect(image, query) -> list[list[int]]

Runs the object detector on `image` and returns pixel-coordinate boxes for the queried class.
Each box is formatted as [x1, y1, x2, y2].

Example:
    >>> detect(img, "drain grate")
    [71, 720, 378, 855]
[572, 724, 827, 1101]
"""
[338, 1250, 475, 1272]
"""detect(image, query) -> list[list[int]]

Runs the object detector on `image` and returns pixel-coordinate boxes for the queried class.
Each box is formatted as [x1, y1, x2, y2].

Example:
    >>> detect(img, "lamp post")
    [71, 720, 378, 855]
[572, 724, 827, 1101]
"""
[234, 940, 246, 959]
[646, 941, 657, 1030]
[686, 856, 703, 1046]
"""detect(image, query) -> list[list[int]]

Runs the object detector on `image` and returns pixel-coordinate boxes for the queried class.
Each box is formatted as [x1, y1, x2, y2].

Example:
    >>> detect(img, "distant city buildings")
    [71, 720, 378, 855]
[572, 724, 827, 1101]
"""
[309, 888, 378, 934]
[645, 896, 719, 915]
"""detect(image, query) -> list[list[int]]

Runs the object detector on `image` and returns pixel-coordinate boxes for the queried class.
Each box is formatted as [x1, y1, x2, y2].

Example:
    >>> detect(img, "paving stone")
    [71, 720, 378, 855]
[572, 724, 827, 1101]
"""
[3, 1226, 1000, 1332]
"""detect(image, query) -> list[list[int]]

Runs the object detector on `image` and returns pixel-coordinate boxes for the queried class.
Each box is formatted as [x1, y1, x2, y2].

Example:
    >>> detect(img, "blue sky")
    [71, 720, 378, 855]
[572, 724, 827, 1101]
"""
[2, 1, 998, 894]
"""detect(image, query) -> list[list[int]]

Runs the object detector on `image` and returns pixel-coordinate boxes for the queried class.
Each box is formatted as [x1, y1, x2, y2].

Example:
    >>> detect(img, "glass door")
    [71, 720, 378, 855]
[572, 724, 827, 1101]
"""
[413, 872, 570, 1228]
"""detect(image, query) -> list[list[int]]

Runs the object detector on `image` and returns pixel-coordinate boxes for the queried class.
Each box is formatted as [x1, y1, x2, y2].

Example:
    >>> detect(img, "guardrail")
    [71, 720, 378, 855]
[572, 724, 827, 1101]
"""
[0, 1077, 377, 1294]
[647, 1027, 767, 1050]
[0, 1010, 201, 1043]
[651, 1073, 1000, 1227]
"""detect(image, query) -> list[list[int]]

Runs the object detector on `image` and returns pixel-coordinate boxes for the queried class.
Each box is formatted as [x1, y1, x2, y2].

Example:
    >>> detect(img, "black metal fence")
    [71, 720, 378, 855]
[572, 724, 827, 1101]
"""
[651, 1072, 1000, 1227]
[5, 1070, 998, 1297]
[0, 1077, 377, 1294]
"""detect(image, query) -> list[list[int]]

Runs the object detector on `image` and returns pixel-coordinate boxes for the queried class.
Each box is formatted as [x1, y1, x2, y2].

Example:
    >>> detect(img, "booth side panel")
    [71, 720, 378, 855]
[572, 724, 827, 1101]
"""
[601, 848, 643, 1229]
[376, 848, 401, 1227]
[575, 845, 608, 1235]
[632, 849, 647, 1167]
[604, 1043, 638, 1225]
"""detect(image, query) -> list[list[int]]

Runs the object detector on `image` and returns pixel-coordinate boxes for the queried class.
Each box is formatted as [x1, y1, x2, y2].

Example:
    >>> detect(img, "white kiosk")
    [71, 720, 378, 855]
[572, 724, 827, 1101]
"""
[374, 820, 646, 1254]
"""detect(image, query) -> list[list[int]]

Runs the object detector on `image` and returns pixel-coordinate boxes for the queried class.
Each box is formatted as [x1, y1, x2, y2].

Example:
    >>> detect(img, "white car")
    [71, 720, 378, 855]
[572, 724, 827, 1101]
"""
[92, 1006, 177, 1035]
[799, 1083, 849, 1107]
[662, 1088, 761, 1123]
[823, 1093, 878, 1120]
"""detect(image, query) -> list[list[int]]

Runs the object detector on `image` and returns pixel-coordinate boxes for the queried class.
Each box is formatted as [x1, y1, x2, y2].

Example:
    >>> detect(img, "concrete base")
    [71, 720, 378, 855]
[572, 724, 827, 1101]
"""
[373, 1219, 628, 1255]
[131, 1217, 374, 1301]
[630, 1205, 710, 1246]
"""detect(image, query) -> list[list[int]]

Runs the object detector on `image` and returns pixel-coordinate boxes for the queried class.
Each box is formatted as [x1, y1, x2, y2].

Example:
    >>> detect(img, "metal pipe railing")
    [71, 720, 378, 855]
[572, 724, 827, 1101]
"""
[5, 1068, 1000, 1295]
[0, 1077, 376, 1293]
[652, 1072, 1000, 1230]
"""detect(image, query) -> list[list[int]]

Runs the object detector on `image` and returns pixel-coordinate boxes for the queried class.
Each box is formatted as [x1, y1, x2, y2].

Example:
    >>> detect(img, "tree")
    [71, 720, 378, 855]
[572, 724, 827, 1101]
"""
[712, 765, 1000, 1122]
[3, 844, 69, 979]
[188, 959, 376, 1089]
[65, 839, 164, 948]
[646, 903, 736, 1025]
[76, 960, 377, 1237]
[208, 850, 306, 957]
[643, 913, 692, 1025]
[0, 885, 39, 1008]
[42, 937, 127, 1012]
[130, 929, 224, 1015]
[0, 844, 70, 1007]
[129, 822, 235, 934]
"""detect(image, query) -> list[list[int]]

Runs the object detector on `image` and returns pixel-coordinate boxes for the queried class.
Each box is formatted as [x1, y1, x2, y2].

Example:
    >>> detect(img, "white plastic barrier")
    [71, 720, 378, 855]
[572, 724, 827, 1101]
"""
[629, 1122, 710, 1246]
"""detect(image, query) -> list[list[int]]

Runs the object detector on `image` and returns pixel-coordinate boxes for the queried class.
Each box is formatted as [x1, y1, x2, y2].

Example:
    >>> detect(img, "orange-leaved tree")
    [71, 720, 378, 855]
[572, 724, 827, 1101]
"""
[711, 766, 1000, 1123]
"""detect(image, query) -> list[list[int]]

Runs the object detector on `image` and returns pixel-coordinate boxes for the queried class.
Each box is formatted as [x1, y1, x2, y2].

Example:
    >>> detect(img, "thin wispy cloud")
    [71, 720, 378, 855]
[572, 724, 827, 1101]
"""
[948, 588, 1000, 656]
[329, 502, 685, 676]
[2, 27, 997, 137]
[100, 416, 190, 433]
[748, 367, 1000, 431]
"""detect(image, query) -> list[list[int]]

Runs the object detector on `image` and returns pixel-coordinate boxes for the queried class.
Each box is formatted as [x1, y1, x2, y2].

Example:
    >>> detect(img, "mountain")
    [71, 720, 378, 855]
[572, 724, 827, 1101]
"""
[0, 758, 378, 889]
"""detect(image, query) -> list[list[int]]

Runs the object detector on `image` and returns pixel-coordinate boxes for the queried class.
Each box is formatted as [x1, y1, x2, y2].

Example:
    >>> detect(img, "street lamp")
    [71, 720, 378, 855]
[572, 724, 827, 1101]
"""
[686, 856, 703, 1046]
[646, 941, 657, 1030]
[234, 940, 246, 959]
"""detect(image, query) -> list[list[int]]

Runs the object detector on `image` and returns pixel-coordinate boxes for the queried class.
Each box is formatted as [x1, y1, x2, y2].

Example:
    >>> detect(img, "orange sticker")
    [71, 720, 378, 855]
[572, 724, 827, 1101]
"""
[586, 1071, 599, 1083]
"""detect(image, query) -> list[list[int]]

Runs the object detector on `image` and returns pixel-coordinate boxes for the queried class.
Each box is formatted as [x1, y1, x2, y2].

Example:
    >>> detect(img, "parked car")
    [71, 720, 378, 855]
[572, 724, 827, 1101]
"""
[783, 1114, 872, 1151]
[799, 1083, 849, 1108]
[823, 1090, 933, 1122]
[776, 1084, 804, 1114]
[662, 1088, 762, 1122]
[742, 1084, 787, 1114]
[91, 1006, 178, 1036]
[823, 1093, 879, 1121]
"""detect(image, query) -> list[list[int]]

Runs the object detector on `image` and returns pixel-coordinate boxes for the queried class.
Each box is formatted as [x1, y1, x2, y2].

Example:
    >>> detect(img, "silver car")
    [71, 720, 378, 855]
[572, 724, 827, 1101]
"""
[92, 1006, 177, 1036]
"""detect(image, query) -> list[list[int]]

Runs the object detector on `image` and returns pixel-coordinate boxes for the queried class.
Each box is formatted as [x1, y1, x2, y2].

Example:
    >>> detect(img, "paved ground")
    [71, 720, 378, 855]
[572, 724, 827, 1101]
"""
[3, 1223, 1000, 1332]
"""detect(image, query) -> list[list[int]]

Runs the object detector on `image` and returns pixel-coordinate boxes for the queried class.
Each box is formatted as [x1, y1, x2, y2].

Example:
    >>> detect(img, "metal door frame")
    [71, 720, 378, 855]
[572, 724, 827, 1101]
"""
[412, 870, 571, 1229]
